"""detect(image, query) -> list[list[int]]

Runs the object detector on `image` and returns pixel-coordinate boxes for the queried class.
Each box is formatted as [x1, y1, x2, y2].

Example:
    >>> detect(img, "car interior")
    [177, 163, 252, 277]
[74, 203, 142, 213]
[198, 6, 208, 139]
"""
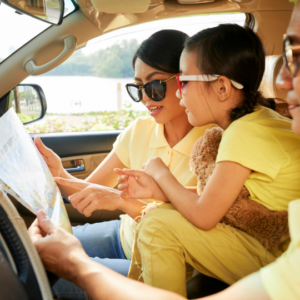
[0, 0, 295, 299]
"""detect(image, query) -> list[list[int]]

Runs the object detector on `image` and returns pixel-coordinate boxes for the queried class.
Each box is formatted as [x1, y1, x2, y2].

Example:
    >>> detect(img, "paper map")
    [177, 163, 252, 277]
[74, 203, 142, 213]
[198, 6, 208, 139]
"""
[0, 108, 72, 234]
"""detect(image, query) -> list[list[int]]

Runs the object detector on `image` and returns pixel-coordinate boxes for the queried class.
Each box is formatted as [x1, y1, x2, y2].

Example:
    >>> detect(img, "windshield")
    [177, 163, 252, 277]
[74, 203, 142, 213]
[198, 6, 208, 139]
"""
[0, 0, 76, 64]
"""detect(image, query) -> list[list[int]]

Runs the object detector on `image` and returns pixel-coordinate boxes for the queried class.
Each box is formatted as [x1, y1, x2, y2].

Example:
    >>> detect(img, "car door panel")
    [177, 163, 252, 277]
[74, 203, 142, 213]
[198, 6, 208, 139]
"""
[61, 153, 109, 180]
[30, 131, 121, 158]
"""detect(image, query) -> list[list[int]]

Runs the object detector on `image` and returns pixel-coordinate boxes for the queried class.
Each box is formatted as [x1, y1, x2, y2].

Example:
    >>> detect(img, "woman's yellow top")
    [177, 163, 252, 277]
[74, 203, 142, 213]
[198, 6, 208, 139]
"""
[113, 116, 214, 259]
[217, 106, 300, 211]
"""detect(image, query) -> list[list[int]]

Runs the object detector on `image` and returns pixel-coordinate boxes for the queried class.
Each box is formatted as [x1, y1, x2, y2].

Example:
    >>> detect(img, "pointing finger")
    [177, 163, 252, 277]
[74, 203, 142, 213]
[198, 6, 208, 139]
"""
[122, 169, 145, 178]
[114, 168, 125, 175]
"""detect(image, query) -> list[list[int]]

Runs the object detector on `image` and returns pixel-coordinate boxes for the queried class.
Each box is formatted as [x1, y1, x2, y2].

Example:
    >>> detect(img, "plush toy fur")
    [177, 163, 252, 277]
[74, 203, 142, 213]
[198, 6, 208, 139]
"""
[190, 127, 289, 251]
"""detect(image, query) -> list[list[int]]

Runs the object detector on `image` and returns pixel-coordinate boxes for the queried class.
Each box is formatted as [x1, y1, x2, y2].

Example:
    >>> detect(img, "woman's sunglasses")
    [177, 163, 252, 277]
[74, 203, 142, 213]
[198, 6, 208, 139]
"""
[126, 74, 177, 102]
[283, 34, 300, 77]
[176, 74, 244, 94]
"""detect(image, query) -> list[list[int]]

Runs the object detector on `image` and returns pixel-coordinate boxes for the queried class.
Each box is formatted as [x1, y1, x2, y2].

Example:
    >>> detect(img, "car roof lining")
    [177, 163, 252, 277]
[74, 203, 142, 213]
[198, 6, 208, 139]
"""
[0, 0, 295, 98]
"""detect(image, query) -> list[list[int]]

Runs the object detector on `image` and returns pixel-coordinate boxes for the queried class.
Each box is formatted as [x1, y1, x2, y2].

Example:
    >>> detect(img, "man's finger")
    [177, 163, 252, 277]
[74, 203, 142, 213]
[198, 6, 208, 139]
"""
[54, 177, 89, 191]
[28, 218, 43, 243]
[34, 136, 53, 158]
[37, 210, 55, 235]
[122, 169, 145, 178]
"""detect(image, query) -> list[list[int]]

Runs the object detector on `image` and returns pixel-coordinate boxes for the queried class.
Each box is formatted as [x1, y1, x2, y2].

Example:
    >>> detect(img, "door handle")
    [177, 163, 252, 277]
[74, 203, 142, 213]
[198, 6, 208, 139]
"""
[65, 159, 85, 173]
[65, 165, 85, 173]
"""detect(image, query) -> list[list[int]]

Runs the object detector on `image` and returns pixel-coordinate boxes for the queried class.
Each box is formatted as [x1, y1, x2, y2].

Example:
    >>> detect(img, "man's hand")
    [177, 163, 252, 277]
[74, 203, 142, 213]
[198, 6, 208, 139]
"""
[142, 157, 171, 181]
[28, 210, 88, 282]
[34, 136, 64, 178]
[54, 177, 123, 217]
[115, 168, 169, 202]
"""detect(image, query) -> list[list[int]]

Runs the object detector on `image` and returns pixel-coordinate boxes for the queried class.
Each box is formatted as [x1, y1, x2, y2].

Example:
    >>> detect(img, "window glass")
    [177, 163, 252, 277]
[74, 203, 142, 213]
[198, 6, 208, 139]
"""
[0, 0, 76, 64]
[23, 13, 246, 133]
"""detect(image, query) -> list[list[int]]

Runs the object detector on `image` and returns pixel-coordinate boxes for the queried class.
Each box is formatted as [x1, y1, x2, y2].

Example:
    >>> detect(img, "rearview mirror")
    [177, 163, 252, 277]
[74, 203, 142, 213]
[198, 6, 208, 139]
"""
[9, 84, 47, 125]
[2, 0, 64, 25]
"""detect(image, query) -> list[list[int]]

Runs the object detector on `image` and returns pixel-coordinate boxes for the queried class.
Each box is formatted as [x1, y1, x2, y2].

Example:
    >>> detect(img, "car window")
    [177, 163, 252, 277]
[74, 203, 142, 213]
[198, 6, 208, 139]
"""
[0, 0, 76, 64]
[23, 13, 246, 134]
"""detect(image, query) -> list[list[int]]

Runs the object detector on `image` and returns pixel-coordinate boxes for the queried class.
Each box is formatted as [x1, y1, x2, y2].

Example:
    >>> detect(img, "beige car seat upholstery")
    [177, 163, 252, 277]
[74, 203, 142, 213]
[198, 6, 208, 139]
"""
[0, 189, 53, 300]
[260, 55, 287, 101]
[260, 55, 291, 118]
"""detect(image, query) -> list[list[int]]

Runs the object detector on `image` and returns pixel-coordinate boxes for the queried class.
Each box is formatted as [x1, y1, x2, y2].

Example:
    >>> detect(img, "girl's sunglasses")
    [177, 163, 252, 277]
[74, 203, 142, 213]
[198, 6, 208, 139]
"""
[176, 74, 244, 94]
[126, 74, 177, 102]
[283, 34, 300, 77]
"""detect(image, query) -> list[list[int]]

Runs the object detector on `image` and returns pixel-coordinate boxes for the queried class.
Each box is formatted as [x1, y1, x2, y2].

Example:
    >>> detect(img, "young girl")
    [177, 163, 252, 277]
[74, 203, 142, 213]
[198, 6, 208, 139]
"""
[118, 24, 300, 297]
[36, 29, 214, 299]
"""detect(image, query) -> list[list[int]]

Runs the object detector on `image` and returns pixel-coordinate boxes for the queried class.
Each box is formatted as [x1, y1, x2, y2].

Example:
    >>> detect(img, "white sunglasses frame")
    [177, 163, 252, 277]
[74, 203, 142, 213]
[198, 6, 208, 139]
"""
[179, 75, 244, 90]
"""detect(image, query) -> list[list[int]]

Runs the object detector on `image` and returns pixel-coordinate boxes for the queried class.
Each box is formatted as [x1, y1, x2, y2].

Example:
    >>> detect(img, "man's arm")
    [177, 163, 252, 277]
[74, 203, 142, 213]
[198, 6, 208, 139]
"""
[29, 211, 271, 300]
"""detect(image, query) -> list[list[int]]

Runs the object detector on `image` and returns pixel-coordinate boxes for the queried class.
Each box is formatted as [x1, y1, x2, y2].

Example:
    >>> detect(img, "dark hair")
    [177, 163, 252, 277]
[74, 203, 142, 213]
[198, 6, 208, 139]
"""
[184, 24, 276, 122]
[133, 30, 189, 74]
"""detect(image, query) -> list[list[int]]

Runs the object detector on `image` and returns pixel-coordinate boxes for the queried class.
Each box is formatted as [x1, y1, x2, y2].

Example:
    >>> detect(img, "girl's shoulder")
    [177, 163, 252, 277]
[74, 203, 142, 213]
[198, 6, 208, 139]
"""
[238, 106, 292, 125]
[228, 106, 293, 134]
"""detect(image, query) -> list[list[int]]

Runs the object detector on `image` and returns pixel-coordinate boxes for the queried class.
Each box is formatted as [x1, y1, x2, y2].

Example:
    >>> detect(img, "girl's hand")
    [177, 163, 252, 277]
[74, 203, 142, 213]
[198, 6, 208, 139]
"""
[142, 157, 171, 180]
[115, 168, 169, 202]
[54, 177, 123, 217]
[34, 136, 64, 177]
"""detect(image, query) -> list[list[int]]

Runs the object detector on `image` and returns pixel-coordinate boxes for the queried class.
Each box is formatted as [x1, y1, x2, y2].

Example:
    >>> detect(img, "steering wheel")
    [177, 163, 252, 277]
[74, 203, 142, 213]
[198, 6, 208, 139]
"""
[0, 189, 57, 300]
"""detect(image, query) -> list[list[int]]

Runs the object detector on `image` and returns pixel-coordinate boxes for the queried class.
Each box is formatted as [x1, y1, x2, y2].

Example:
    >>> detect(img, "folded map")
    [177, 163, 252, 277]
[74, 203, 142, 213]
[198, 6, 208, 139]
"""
[0, 108, 72, 234]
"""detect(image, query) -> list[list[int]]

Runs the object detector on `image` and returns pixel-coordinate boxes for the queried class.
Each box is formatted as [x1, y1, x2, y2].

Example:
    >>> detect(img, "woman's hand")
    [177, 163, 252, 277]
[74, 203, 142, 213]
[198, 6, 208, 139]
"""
[142, 157, 171, 180]
[115, 168, 169, 202]
[54, 177, 123, 217]
[34, 136, 64, 177]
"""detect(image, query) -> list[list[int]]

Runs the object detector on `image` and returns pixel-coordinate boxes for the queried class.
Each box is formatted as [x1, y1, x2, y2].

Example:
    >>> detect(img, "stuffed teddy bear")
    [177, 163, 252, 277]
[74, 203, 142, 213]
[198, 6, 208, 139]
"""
[190, 126, 289, 251]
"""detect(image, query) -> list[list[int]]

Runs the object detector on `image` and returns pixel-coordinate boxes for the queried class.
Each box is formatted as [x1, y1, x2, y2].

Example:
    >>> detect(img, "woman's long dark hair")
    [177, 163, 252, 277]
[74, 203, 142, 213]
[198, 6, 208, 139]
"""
[133, 30, 189, 74]
[184, 24, 276, 122]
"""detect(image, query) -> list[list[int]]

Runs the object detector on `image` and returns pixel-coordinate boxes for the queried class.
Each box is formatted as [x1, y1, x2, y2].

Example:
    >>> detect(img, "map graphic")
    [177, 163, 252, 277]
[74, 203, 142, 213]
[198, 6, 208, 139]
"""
[0, 108, 72, 234]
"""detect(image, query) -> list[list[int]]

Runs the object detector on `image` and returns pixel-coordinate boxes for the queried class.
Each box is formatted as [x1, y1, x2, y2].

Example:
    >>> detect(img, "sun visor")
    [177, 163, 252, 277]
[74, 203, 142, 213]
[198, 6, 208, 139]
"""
[90, 0, 151, 13]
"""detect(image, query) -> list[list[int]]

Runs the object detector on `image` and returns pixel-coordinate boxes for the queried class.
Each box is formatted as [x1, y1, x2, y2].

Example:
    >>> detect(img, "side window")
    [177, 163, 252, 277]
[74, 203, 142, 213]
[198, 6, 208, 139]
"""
[23, 13, 246, 133]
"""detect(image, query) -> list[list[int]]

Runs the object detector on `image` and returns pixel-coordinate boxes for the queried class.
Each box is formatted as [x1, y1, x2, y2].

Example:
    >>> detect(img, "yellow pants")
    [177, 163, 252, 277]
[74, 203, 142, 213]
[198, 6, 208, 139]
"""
[128, 203, 284, 297]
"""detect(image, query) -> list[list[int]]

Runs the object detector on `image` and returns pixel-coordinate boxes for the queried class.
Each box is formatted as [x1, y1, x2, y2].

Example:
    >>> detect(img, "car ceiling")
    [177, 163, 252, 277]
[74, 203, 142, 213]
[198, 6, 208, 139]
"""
[0, 0, 295, 99]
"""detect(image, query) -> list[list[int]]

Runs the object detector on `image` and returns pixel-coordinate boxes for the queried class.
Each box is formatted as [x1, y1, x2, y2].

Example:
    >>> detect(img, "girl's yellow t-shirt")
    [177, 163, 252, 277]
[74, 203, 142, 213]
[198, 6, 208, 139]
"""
[113, 116, 214, 259]
[216, 106, 300, 211]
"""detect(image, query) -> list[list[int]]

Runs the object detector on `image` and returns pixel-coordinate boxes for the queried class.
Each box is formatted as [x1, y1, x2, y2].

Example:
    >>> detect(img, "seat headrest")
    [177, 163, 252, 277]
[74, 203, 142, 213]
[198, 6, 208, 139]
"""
[259, 55, 287, 101]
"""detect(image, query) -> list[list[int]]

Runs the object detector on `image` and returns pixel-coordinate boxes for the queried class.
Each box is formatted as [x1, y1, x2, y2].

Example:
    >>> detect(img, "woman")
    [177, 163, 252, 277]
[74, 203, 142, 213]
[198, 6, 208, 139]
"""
[36, 29, 214, 299]
[118, 24, 300, 297]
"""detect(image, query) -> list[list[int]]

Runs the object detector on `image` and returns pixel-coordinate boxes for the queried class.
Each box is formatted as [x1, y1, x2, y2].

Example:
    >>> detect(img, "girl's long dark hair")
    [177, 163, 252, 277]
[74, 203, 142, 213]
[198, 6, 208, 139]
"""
[184, 24, 276, 122]
[133, 30, 189, 74]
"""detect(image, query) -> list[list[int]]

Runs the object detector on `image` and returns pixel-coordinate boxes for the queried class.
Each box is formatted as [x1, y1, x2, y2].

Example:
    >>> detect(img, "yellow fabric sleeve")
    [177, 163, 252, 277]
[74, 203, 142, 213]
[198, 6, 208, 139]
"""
[260, 250, 300, 300]
[216, 121, 287, 181]
[260, 199, 300, 300]
[112, 119, 138, 168]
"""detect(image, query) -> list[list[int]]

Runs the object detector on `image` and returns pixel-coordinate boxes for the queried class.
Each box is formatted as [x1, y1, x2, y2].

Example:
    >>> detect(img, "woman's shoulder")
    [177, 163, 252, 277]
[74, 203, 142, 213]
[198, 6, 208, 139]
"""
[121, 116, 157, 139]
